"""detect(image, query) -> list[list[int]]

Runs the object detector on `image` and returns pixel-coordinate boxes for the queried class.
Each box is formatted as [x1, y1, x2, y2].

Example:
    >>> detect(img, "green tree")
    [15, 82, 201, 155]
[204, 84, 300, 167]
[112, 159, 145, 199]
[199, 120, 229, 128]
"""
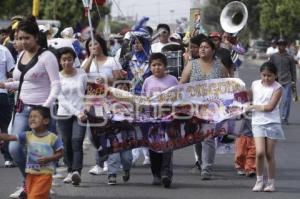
[260, 0, 300, 40]
[0, 0, 31, 19]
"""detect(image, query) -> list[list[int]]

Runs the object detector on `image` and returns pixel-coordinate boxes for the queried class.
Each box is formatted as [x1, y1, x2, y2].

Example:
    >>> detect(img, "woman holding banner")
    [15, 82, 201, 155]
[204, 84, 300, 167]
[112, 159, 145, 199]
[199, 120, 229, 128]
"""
[122, 30, 152, 166]
[81, 34, 124, 176]
[180, 38, 229, 180]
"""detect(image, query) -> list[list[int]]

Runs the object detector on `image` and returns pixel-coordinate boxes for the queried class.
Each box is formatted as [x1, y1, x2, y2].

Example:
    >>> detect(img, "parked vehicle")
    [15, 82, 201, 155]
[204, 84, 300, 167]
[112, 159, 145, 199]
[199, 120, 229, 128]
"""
[247, 39, 269, 59]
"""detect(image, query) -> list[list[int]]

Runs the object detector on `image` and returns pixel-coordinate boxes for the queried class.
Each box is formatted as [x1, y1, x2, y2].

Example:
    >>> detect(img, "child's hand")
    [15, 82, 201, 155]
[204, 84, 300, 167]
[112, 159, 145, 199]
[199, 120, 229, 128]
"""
[37, 157, 51, 166]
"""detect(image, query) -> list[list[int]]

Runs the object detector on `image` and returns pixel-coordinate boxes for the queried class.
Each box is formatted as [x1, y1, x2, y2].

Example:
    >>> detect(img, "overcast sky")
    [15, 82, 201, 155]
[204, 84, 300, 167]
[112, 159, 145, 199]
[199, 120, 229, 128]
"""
[110, 0, 192, 25]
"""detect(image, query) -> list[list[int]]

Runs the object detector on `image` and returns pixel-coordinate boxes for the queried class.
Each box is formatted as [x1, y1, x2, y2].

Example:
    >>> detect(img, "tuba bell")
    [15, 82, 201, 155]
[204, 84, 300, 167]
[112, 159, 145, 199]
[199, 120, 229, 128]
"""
[220, 1, 248, 34]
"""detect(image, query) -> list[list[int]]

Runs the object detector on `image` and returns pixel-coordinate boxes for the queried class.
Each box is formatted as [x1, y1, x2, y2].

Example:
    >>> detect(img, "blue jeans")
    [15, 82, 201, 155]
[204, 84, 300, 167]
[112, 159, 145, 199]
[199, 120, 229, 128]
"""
[107, 130, 133, 175]
[56, 116, 86, 173]
[280, 83, 292, 122]
[9, 104, 56, 178]
[107, 150, 133, 175]
[194, 137, 216, 173]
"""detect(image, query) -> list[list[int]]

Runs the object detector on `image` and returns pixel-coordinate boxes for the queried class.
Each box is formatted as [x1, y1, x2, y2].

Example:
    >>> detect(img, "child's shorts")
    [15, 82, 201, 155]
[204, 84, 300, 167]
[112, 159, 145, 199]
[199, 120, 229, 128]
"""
[26, 173, 52, 199]
[252, 123, 285, 140]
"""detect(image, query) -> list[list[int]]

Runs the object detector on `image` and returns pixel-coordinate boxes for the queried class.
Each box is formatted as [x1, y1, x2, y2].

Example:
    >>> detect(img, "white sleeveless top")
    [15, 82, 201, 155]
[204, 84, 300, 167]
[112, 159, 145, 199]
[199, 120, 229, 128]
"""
[251, 80, 282, 125]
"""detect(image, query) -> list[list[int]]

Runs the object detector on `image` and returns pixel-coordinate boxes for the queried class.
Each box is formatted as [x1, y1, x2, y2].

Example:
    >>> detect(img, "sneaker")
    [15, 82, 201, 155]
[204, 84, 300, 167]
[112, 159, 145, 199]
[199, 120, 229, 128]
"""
[108, 174, 117, 185]
[103, 161, 108, 172]
[252, 180, 264, 192]
[142, 158, 150, 165]
[63, 173, 72, 183]
[246, 171, 256, 177]
[4, 160, 15, 168]
[71, 171, 81, 186]
[201, 171, 212, 180]
[53, 173, 64, 179]
[50, 188, 56, 195]
[237, 169, 246, 176]
[122, 170, 130, 182]
[9, 187, 24, 198]
[89, 165, 106, 175]
[18, 191, 27, 199]
[264, 182, 275, 192]
[161, 176, 171, 188]
[152, 176, 161, 185]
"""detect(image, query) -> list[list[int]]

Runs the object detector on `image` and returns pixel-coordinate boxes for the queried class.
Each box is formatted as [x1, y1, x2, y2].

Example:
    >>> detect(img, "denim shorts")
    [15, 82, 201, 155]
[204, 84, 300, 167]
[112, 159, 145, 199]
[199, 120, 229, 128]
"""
[252, 123, 285, 140]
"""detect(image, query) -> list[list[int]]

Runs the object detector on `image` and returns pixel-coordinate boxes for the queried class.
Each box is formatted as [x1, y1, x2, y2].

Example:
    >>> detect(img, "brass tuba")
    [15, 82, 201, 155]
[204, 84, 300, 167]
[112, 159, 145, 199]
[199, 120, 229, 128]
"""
[220, 1, 248, 34]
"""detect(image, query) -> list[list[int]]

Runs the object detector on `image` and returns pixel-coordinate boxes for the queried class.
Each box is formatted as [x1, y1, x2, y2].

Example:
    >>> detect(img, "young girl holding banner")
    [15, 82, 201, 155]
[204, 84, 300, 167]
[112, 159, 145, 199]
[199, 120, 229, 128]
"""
[142, 53, 179, 188]
[248, 61, 285, 192]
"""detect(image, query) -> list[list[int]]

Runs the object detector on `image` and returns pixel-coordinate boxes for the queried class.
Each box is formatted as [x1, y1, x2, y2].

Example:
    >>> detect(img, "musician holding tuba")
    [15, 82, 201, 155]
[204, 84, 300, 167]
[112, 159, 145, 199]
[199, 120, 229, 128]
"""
[220, 1, 248, 76]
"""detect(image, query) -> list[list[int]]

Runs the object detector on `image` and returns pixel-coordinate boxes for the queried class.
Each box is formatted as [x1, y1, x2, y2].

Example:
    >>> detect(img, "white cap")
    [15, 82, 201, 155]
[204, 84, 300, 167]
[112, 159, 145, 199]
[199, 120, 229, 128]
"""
[39, 25, 49, 33]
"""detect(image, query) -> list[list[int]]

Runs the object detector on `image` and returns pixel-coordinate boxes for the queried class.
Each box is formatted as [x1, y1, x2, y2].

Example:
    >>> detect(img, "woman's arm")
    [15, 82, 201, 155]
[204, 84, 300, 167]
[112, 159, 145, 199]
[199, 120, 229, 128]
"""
[42, 51, 61, 107]
[180, 61, 192, 84]
[81, 55, 94, 73]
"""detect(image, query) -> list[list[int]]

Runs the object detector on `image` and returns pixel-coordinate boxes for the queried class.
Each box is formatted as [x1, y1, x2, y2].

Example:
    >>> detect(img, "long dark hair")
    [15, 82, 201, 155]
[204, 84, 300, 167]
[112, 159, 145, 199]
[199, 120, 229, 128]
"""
[260, 61, 277, 75]
[85, 34, 108, 56]
[17, 16, 47, 49]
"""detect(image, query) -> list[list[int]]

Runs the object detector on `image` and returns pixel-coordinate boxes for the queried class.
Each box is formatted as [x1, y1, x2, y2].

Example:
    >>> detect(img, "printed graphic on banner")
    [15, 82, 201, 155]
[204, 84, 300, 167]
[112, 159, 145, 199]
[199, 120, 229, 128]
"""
[85, 78, 249, 155]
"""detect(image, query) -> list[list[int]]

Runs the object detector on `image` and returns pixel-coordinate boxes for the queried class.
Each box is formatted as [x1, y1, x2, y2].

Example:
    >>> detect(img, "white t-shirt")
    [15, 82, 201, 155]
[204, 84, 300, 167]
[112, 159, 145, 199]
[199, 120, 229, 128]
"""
[0, 45, 15, 93]
[151, 42, 169, 53]
[82, 56, 121, 81]
[57, 69, 87, 116]
[266, 47, 278, 56]
[296, 50, 300, 61]
[251, 80, 282, 125]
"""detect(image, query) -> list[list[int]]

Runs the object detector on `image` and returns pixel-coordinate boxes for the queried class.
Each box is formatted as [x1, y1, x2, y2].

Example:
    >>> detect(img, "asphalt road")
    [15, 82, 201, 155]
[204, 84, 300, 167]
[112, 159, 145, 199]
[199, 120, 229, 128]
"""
[1, 57, 300, 199]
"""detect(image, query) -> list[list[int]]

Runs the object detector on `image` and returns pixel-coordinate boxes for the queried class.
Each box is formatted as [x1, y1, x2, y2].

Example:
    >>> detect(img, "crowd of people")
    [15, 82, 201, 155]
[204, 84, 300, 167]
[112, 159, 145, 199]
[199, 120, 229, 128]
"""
[0, 14, 297, 199]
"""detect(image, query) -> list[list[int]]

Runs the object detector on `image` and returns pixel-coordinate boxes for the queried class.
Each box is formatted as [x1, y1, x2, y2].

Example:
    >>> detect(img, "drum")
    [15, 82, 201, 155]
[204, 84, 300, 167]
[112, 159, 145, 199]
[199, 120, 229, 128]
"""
[161, 43, 185, 80]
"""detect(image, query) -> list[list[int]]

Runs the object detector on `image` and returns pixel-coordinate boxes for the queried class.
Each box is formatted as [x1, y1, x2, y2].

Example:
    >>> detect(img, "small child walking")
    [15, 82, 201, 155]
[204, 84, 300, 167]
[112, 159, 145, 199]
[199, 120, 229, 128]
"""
[0, 106, 63, 198]
[248, 61, 285, 192]
[142, 53, 179, 188]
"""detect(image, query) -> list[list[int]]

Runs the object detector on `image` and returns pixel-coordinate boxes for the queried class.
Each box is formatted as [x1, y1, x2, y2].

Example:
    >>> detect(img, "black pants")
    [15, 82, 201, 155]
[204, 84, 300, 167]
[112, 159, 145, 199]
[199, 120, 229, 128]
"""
[0, 93, 13, 161]
[149, 149, 173, 178]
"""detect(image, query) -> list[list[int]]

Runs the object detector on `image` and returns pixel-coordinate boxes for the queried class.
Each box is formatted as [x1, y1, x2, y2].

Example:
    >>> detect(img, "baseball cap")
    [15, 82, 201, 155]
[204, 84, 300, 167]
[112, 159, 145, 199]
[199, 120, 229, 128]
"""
[209, 32, 221, 38]
[277, 38, 287, 45]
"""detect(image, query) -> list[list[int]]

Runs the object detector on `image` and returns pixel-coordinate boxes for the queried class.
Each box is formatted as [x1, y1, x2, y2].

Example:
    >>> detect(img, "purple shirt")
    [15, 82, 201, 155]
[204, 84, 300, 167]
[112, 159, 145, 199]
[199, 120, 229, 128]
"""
[142, 74, 179, 97]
